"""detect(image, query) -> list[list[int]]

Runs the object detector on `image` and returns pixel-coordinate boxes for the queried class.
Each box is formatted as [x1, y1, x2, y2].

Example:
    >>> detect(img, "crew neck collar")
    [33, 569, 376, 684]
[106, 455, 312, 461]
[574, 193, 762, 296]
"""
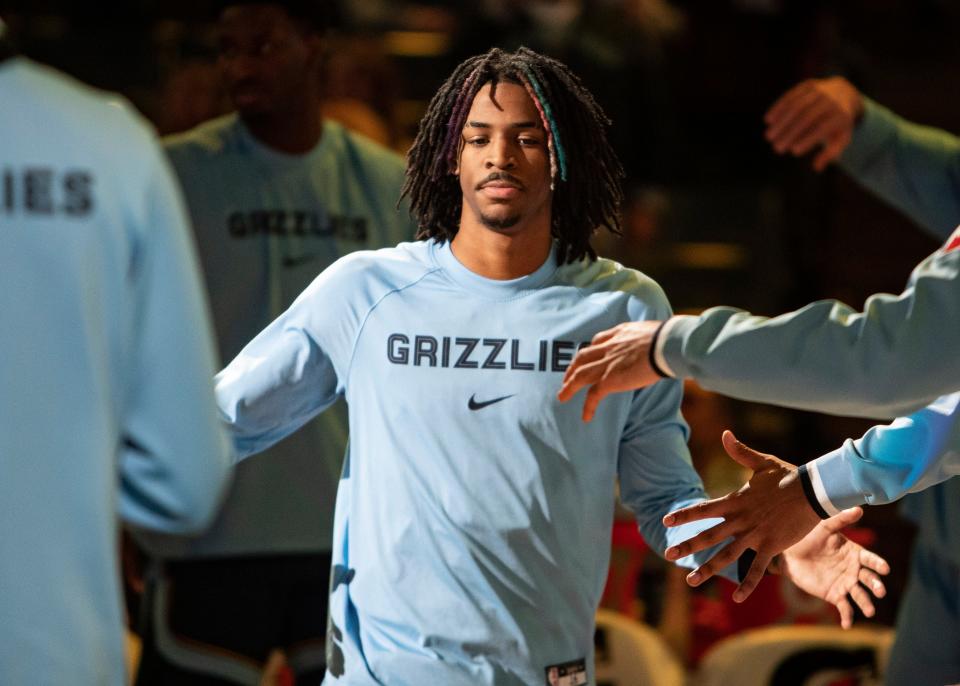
[234, 114, 334, 167]
[431, 238, 558, 299]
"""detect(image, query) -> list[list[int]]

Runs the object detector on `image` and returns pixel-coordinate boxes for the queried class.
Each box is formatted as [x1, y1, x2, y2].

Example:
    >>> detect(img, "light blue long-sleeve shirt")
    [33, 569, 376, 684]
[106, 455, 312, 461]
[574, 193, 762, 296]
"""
[656, 98, 960, 518]
[135, 114, 415, 559]
[0, 58, 231, 685]
[802, 101, 960, 553]
[215, 240, 732, 685]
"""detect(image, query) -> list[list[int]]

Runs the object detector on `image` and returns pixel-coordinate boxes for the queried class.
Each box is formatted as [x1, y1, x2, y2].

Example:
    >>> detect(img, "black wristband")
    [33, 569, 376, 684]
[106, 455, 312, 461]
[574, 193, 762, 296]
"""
[647, 320, 669, 379]
[798, 464, 831, 520]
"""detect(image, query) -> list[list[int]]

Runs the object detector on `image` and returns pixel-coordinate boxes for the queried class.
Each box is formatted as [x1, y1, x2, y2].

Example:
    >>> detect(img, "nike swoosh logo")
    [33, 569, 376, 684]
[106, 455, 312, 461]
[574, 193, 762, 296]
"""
[468, 393, 515, 411]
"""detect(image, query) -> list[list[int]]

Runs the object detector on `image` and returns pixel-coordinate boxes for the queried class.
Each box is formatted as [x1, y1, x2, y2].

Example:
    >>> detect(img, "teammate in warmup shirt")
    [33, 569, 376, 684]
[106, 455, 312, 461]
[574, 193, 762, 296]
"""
[132, 3, 415, 684]
[214, 47, 887, 685]
[0, 22, 230, 685]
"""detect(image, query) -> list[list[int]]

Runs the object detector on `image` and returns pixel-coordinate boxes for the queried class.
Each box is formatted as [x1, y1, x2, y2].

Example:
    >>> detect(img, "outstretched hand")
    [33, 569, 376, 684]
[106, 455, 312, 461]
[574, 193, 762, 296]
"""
[780, 509, 890, 629]
[557, 321, 664, 422]
[765, 76, 864, 171]
[662, 431, 822, 597]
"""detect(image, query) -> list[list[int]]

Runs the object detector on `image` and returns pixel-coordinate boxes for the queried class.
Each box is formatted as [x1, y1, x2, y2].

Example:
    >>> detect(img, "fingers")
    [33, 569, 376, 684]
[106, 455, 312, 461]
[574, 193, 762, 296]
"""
[557, 356, 605, 403]
[785, 111, 844, 156]
[720, 430, 768, 470]
[858, 567, 887, 598]
[582, 383, 611, 423]
[770, 100, 837, 154]
[848, 583, 876, 618]
[764, 81, 817, 132]
[664, 521, 736, 561]
[590, 327, 619, 346]
[764, 78, 857, 164]
[811, 130, 851, 172]
[764, 82, 806, 123]
[859, 548, 890, 576]
[765, 87, 827, 150]
[836, 596, 854, 630]
[683, 542, 749, 589]
[733, 551, 773, 602]
[663, 498, 732, 528]
[823, 507, 863, 533]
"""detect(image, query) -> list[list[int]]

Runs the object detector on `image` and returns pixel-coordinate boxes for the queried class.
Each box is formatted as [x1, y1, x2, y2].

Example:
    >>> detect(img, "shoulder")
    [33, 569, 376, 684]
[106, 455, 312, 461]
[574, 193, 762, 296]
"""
[162, 114, 238, 164]
[325, 120, 406, 178]
[558, 255, 670, 316]
[299, 240, 437, 302]
[8, 59, 157, 154]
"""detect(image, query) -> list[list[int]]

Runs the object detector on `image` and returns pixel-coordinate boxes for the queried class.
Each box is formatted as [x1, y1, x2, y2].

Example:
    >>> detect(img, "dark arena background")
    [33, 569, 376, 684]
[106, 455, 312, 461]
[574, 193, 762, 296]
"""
[3, 1, 960, 684]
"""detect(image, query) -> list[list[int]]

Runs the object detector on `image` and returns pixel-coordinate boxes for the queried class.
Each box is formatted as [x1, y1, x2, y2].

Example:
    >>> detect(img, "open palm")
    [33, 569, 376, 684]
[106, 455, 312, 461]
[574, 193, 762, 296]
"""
[780, 508, 890, 629]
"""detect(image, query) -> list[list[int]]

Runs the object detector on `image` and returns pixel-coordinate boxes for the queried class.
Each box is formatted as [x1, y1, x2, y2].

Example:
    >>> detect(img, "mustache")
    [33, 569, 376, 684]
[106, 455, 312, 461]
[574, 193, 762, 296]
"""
[476, 172, 524, 191]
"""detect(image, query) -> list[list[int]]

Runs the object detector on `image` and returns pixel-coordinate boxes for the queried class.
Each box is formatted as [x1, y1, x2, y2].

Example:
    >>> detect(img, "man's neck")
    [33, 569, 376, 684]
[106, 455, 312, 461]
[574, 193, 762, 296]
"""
[451, 218, 553, 280]
[241, 96, 323, 154]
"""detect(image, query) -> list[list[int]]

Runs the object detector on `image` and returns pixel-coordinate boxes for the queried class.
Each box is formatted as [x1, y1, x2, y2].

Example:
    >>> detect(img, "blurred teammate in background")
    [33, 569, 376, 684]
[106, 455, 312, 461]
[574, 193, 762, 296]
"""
[0, 19, 231, 685]
[132, 2, 415, 684]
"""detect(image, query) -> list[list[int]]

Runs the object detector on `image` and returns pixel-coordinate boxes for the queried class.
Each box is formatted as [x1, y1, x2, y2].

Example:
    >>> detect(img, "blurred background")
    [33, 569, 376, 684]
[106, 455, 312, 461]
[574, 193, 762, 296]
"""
[4, 0, 960, 681]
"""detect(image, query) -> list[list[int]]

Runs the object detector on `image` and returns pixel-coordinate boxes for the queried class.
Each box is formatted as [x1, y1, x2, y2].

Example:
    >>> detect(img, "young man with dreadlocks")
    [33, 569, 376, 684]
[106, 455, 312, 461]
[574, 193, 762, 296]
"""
[214, 47, 887, 684]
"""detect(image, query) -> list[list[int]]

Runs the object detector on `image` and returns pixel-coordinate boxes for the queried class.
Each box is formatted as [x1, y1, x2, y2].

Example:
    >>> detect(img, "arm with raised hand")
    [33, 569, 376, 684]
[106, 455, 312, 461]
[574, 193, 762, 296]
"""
[763, 76, 864, 173]
[663, 418, 960, 607]
[560, 244, 960, 421]
[765, 76, 960, 240]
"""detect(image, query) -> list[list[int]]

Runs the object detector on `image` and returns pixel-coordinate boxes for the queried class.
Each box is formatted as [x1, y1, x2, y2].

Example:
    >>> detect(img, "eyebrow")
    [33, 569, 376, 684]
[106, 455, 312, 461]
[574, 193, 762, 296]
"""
[464, 120, 542, 130]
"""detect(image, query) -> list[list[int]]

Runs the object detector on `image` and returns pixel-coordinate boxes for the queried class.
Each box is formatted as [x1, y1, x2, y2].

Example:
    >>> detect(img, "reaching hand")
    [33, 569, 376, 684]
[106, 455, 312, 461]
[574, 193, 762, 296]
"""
[780, 509, 890, 629]
[557, 320, 664, 422]
[662, 431, 822, 598]
[764, 77, 865, 171]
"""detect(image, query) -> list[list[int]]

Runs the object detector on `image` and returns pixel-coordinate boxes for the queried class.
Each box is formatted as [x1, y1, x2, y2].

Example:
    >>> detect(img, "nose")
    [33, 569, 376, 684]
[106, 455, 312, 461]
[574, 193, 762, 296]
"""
[220, 53, 258, 83]
[485, 138, 517, 169]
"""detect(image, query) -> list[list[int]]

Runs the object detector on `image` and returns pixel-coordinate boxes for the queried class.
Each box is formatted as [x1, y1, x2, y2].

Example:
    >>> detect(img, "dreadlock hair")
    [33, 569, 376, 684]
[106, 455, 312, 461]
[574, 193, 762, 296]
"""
[402, 46, 624, 265]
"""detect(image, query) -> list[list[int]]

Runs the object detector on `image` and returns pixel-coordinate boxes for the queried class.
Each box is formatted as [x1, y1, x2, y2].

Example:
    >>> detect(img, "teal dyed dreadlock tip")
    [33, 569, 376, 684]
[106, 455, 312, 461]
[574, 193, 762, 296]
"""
[521, 66, 567, 183]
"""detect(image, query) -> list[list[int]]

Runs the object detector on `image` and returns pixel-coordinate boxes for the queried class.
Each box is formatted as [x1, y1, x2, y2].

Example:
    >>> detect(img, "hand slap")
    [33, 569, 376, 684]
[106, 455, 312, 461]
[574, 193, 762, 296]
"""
[779, 508, 890, 629]
[557, 320, 664, 422]
[662, 431, 822, 594]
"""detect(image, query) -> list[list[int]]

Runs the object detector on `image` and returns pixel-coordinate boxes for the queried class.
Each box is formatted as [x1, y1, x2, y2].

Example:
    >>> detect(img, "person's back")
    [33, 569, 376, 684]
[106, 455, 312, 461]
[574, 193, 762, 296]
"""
[0, 54, 231, 685]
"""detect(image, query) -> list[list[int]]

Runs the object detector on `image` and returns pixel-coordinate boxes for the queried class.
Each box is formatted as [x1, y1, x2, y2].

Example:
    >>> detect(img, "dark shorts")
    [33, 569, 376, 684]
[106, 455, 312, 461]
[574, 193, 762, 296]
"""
[135, 553, 332, 686]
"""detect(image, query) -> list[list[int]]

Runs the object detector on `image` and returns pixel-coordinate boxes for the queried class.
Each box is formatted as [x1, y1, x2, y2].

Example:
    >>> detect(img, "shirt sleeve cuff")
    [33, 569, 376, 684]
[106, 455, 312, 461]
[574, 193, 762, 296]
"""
[838, 98, 900, 173]
[801, 443, 869, 515]
[653, 315, 691, 379]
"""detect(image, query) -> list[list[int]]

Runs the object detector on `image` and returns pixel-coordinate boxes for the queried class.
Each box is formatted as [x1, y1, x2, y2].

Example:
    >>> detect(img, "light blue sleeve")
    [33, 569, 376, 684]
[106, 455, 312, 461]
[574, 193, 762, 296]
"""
[617, 290, 740, 582]
[839, 98, 960, 241]
[119, 143, 232, 534]
[804, 393, 960, 513]
[214, 254, 371, 459]
[660, 246, 960, 419]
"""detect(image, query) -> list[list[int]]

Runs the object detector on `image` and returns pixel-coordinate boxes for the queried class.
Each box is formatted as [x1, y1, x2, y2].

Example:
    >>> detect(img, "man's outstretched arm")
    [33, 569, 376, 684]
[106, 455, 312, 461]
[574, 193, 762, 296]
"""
[662, 401, 960, 599]
[559, 243, 960, 421]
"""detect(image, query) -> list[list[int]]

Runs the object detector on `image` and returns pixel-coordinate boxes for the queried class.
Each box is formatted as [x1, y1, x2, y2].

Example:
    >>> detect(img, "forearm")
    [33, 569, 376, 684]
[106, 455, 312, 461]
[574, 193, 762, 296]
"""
[801, 392, 960, 514]
[657, 249, 960, 418]
[839, 99, 960, 241]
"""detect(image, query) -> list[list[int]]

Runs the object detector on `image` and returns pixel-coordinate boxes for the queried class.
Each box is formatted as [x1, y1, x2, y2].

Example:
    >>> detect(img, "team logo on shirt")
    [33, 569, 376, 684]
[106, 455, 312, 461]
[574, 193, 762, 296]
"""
[387, 334, 588, 373]
[226, 210, 368, 242]
[467, 393, 514, 410]
[1, 167, 94, 217]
